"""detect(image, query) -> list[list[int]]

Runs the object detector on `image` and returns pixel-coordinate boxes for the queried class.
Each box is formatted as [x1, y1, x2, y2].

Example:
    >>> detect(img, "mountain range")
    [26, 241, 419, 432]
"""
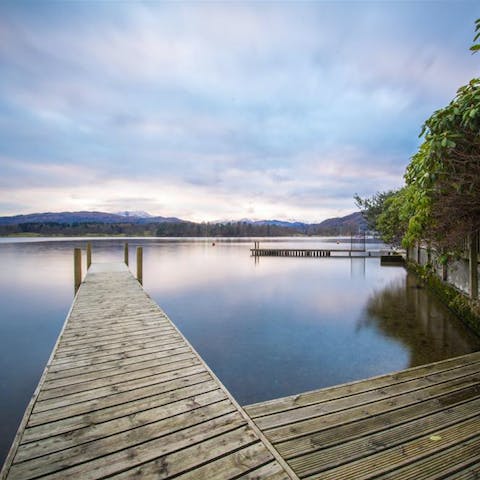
[0, 210, 367, 232]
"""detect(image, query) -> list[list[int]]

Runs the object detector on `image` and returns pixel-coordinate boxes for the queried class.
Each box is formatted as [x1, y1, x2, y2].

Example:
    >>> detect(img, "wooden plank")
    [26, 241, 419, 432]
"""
[235, 462, 292, 480]
[276, 382, 480, 459]
[442, 459, 480, 480]
[36, 359, 202, 403]
[53, 333, 182, 359]
[106, 426, 259, 480]
[27, 375, 214, 431]
[50, 338, 185, 367]
[288, 397, 480, 478]
[245, 351, 480, 419]
[172, 442, 275, 480]
[22, 388, 227, 451]
[299, 415, 480, 480]
[9, 415, 248, 480]
[265, 372, 480, 443]
[45, 345, 191, 378]
[10, 402, 238, 478]
[33, 364, 206, 412]
[362, 436, 480, 480]
[41, 353, 198, 390]
[244, 350, 480, 480]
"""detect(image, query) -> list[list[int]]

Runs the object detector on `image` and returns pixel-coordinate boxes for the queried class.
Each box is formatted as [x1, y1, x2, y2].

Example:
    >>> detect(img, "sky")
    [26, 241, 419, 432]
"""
[0, 1, 479, 223]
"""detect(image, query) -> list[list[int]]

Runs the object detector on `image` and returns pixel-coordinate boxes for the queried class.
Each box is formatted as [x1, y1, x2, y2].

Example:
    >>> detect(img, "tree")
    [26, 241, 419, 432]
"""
[359, 19, 480, 250]
[354, 189, 410, 246]
[405, 77, 480, 248]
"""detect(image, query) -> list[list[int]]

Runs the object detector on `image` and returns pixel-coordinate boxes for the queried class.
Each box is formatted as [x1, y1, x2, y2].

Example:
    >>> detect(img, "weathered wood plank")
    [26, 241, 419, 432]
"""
[173, 442, 275, 480]
[265, 372, 480, 443]
[10, 402, 238, 478]
[21, 388, 227, 451]
[235, 462, 293, 480]
[289, 397, 480, 477]
[33, 364, 207, 411]
[246, 349, 480, 480]
[245, 351, 480, 419]
[27, 375, 214, 431]
[50, 338, 185, 367]
[46, 345, 191, 379]
[107, 426, 259, 480]
[254, 368, 480, 433]
[40, 355, 199, 393]
[276, 383, 480, 459]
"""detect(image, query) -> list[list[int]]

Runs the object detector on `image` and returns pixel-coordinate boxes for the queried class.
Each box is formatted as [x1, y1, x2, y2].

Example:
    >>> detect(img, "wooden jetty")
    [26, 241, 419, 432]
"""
[251, 248, 386, 258]
[2, 246, 479, 479]
[245, 351, 480, 479]
[0, 262, 297, 480]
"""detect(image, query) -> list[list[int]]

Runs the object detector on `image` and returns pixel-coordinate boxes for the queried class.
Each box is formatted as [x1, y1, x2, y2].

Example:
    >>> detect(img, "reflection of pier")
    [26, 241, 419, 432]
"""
[2, 248, 480, 479]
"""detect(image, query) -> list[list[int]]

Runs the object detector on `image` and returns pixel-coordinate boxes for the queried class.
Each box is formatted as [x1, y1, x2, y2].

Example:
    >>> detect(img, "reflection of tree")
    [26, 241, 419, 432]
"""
[358, 272, 480, 367]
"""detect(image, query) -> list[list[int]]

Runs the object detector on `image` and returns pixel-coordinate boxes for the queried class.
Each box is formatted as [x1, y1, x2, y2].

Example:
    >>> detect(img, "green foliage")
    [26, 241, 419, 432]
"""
[355, 188, 411, 246]
[357, 19, 479, 250]
[404, 76, 480, 247]
[470, 18, 480, 53]
[354, 190, 397, 231]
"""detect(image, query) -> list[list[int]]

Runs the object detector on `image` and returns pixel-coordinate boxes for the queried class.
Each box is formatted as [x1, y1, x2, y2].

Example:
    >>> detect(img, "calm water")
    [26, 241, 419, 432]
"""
[0, 237, 479, 464]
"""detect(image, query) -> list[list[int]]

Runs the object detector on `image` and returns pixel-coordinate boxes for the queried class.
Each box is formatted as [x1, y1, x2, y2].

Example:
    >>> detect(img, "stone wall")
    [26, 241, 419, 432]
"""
[408, 243, 478, 298]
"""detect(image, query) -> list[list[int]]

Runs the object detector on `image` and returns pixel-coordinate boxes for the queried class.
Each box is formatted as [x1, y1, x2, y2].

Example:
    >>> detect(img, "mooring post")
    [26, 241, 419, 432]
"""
[137, 246, 143, 285]
[469, 232, 478, 299]
[86, 242, 92, 270]
[74, 248, 82, 294]
[124, 243, 129, 266]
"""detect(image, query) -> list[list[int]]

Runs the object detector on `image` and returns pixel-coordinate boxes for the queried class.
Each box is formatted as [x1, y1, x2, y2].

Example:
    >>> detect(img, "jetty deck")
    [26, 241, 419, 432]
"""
[0, 263, 296, 480]
[250, 248, 386, 258]
[245, 351, 480, 479]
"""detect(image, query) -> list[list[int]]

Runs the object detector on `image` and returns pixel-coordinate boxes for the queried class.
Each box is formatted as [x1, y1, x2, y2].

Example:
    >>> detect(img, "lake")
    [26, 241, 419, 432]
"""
[1, 236, 479, 465]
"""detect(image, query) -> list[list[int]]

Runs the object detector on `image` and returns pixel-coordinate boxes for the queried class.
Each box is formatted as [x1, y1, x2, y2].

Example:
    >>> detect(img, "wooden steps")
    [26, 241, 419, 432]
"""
[0, 263, 296, 480]
[245, 351, 480, 479]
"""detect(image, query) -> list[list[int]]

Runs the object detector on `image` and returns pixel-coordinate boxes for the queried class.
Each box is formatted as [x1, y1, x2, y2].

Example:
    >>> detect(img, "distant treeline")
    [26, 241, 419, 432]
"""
[0, 221, 360, 237]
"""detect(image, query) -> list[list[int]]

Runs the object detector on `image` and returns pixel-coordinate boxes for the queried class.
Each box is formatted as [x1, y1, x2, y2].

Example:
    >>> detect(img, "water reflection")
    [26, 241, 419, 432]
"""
[360, 272, 480, 366]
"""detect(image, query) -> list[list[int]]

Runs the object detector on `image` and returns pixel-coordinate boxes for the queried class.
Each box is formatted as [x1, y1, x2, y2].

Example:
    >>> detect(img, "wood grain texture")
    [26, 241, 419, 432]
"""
[245, 351, 480, 479]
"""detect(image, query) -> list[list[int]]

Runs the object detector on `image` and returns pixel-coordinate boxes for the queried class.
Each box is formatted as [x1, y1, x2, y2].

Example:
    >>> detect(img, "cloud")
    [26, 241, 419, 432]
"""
[0, 1, 479, 220]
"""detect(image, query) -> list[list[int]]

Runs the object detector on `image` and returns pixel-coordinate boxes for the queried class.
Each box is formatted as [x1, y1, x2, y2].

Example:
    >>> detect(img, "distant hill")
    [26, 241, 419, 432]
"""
[312, 211, 367, 232]
[0, 210, 367, 236]
[0, 211, 184, 225]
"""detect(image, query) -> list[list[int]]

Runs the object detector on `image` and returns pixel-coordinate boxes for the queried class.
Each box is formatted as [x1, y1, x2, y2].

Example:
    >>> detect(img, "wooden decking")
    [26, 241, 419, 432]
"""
[245, 351, 480, 479]
[250, 248, 385, 258]
[0, 263, 296, 480]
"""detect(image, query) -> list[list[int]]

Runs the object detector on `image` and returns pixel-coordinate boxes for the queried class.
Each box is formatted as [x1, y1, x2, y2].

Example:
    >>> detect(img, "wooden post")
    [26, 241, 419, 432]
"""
[86, 242, 92, 269]
[74, 248, 82, 294]
[469, 232, 478, 299]
[137, 247, 143, 285]
[124, 243, 129, 266]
